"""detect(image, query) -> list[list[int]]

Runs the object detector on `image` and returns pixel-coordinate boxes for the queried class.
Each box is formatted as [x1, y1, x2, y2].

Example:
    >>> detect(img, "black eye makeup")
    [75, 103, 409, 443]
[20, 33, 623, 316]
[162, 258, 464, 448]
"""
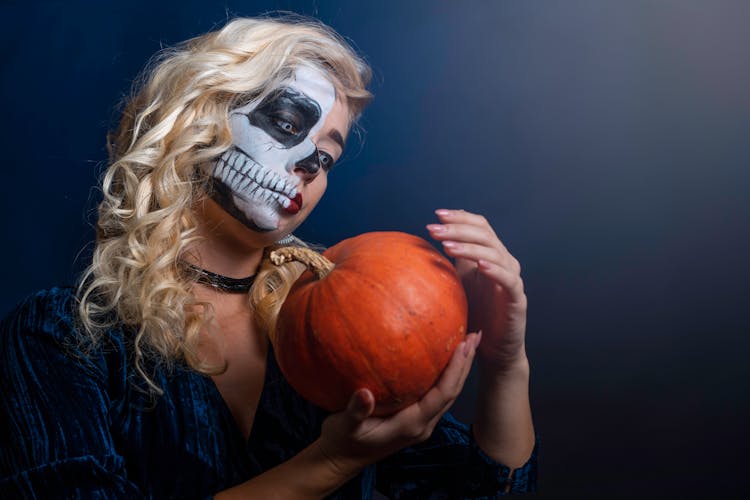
[318, 150, 336, 171]
[247, 88, 321, 148]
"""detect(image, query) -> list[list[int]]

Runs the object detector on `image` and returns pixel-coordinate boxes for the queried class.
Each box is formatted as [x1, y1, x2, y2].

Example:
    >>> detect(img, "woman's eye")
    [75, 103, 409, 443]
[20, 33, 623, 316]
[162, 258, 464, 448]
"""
[318, 151, 335, 171]
[275, 118, 298, 135]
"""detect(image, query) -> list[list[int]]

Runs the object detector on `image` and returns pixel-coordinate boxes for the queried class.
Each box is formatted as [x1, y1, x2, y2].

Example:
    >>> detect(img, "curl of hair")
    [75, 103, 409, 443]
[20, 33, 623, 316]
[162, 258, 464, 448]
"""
[251, 237, 313, 340]
[76, 15, 372, 393]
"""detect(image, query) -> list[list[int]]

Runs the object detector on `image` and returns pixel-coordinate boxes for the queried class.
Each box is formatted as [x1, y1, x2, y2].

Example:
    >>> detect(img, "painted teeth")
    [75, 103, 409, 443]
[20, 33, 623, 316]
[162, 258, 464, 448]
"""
[239, 156, 251, 176]
[249, 163, 260, 179]
[272, 192, 291, 208]
[238, 175, 253, 191]
[213, 148, 297, 206]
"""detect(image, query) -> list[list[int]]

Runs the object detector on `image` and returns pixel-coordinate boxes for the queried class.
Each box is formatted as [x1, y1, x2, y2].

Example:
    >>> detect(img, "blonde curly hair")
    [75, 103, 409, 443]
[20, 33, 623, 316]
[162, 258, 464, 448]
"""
[76, 15, 372, 392]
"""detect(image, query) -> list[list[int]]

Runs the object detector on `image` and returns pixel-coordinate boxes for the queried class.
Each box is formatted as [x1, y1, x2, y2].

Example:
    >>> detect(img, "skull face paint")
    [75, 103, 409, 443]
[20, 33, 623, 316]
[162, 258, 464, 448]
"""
[210, 66, 337, 232]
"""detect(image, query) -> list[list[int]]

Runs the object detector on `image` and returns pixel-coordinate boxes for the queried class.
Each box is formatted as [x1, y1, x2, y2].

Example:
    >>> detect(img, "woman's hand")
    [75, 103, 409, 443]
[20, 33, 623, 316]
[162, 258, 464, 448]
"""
[426, 209, 536, 469]
[317, 331, 481, 476]
[427, 209, 528, 371]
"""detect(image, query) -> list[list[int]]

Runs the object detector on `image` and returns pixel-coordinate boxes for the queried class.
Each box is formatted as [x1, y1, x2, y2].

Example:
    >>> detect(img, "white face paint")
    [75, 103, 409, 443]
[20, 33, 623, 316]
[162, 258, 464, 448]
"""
[210, 66, 336, 232]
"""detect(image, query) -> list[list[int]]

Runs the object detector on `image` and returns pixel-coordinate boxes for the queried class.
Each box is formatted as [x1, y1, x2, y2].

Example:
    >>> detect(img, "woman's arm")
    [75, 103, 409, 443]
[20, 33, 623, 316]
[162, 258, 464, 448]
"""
[0, 289, 147, 499]
[474, 355, 536, 468]
[214, 438, 358, 499]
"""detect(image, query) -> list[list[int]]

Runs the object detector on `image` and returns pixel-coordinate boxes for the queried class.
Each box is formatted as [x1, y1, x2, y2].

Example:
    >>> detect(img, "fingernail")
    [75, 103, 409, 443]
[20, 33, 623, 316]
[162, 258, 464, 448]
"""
[474, 330, 483, 348]
[358, 395, 368, 410]
[435, 209, 451, 217]
[426, 224, 446, 233]
[355, 390, 368, 409]
[462, 341, 471, 357]
[442, 241, 458, 249]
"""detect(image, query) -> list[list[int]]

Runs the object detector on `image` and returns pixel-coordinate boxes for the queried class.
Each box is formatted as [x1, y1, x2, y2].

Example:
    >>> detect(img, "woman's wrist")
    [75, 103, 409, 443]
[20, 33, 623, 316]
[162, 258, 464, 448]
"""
[308, 437, 367, 487]
[472, 349, 535, 469]
[477, 344, 530, 380]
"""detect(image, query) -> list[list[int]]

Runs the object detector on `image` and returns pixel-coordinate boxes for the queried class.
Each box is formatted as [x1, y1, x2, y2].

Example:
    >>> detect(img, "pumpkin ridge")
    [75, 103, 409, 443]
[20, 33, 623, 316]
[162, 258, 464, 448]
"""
[390, 256, 444, 376]
[388, 242, 461, 378]
[325, 276, 394, 403]
[353, 263, 445, 397]
[309, 278, 357, 408]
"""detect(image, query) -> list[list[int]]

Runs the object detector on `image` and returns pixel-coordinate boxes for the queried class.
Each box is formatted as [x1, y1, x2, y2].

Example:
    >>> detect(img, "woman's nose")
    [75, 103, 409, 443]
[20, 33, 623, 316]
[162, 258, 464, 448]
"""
[293, 150, 321, 182]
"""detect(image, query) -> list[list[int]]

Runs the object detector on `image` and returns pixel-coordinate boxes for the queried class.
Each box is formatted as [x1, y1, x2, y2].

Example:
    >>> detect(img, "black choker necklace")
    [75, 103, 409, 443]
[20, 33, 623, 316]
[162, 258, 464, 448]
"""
[182, 262, 257, 293]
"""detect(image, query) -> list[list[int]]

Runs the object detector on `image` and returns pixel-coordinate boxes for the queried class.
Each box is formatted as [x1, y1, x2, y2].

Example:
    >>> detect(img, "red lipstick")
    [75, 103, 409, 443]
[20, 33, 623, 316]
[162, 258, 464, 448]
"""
[285, 193, 303, 214]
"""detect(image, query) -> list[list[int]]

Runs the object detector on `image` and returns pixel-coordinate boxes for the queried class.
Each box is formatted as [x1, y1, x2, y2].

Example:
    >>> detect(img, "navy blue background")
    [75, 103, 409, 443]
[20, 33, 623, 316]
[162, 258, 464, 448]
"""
[1, 0, 748, 496]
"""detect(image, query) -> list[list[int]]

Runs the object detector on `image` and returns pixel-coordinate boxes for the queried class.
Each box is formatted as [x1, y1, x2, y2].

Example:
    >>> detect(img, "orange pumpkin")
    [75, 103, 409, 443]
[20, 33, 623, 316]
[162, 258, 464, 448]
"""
[271, 231, 468, 416]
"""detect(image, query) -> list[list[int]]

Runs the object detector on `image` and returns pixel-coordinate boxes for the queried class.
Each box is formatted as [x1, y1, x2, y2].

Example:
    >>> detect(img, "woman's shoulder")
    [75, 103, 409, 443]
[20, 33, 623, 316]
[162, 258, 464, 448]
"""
[1, 287, 79, 341]
[0, 287, 127, 376]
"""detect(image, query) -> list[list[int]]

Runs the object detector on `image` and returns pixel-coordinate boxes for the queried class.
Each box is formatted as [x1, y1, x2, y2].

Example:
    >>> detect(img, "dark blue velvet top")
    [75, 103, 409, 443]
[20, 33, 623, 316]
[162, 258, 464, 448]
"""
[0, 287, 537, 498]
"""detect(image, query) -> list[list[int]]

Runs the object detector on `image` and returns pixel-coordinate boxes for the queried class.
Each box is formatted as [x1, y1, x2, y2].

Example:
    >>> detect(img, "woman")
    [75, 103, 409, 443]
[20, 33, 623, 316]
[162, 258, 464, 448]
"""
[0, 15, 537, 498]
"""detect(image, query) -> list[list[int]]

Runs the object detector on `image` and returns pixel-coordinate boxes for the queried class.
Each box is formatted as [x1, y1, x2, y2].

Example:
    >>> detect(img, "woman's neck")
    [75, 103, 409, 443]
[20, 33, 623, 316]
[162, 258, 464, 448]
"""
[186, 199, 266, 279]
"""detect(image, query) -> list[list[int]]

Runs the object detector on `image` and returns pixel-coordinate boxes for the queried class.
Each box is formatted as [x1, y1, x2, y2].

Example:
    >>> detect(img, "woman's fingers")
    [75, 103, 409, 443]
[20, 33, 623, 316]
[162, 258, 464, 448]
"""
[478, 260, 525, 296]
[426, 331, 482, 417]
[324, 332, 481, 458]
[327, 389, 376, 440]
[426, 221, 500, 249]
[426, 332, 481, 407]
[364, 332, 479, 443]
[438, 240, 521, 274]
[434, 208, 490, 227]
[408, 332, 480, 430]
[428, 209, 519, 272]
[346, 388, 375, 422]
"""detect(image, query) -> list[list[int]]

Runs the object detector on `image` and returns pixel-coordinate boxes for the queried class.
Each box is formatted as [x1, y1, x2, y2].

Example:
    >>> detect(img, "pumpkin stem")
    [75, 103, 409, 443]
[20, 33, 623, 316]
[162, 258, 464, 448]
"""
[270, 246, 335, 279]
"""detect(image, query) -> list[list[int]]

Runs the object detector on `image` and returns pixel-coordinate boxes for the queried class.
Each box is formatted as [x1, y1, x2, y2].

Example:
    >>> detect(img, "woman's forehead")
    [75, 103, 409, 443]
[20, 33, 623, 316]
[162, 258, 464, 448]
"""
[285, 66, 336, 115]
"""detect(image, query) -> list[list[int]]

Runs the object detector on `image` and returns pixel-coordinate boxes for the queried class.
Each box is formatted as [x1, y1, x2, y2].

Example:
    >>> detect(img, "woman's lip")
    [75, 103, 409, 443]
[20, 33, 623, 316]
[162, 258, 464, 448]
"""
[284, 192, 303, 214]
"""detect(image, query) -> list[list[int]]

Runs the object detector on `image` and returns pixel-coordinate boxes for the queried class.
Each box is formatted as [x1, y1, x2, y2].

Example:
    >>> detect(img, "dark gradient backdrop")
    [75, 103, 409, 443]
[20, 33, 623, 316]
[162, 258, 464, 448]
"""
[1, 0, 748, 496]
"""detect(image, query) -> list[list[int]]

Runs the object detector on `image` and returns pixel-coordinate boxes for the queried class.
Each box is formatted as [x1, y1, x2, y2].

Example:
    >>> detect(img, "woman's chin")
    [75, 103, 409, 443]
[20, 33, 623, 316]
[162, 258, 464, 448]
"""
[245, 214, 302, 244]
[197, 198, 308, 250]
